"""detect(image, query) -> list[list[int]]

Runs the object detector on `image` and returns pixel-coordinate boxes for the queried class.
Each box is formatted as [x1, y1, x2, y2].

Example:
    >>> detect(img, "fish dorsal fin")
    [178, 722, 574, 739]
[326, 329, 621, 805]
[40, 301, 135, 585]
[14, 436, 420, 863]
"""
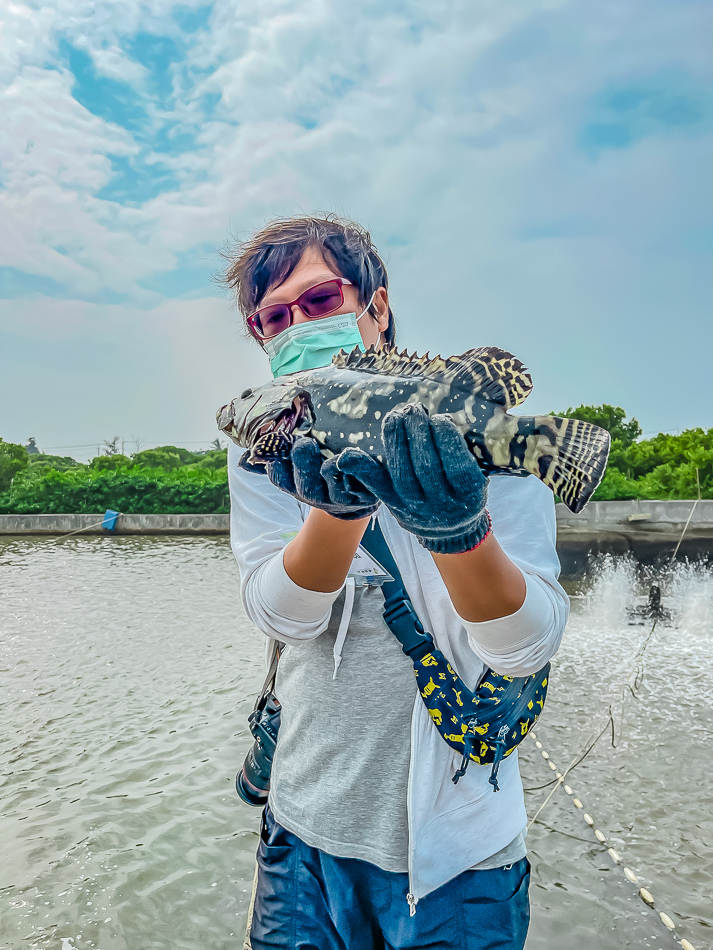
[457, 346, 533, 408]
[332, 345, 532, 408]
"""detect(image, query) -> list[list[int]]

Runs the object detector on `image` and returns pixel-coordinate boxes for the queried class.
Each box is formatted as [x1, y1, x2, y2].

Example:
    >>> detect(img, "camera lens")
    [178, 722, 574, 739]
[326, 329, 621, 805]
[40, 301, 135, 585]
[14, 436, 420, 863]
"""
[236, 697, 281, 807]
[236, 760, 270, 806]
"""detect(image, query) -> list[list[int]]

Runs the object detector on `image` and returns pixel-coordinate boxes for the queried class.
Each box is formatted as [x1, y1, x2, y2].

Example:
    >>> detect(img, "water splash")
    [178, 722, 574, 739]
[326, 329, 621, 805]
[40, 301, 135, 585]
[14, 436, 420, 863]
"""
[573, 554, 712, 637]
[662, 560, 713, 637]
[577, 554, 638, 630]
[2, 537, 711, 950]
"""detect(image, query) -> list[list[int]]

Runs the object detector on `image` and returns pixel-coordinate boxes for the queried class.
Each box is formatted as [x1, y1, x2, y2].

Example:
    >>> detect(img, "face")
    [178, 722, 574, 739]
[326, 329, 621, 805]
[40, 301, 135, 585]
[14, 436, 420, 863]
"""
[256, 245, 390, 349]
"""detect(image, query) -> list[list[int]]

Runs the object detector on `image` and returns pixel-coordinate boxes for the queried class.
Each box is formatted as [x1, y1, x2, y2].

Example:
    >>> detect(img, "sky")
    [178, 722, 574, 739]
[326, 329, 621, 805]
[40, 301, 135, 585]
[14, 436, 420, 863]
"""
[1, 0, 712, 458]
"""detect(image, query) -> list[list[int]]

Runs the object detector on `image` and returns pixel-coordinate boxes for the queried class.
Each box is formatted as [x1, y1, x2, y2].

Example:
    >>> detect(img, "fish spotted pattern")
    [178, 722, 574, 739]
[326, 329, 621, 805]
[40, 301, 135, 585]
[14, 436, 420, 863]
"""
[217, 344, 610, 513]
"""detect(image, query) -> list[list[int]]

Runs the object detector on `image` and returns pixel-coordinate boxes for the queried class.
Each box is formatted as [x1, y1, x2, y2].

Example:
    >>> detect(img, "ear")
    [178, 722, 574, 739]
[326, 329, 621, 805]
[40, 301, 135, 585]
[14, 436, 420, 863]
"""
[372, 287, 390, 333]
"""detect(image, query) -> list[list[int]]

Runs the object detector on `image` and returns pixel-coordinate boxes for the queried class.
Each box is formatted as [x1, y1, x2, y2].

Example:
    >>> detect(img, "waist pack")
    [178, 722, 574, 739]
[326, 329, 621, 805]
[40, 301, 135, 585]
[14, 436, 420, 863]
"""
[360, 521, 550, 792]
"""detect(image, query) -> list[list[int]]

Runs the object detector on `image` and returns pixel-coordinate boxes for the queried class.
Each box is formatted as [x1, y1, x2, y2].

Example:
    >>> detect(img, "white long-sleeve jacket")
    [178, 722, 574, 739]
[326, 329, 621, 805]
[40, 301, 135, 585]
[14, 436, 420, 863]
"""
[228, 442, 569, 905]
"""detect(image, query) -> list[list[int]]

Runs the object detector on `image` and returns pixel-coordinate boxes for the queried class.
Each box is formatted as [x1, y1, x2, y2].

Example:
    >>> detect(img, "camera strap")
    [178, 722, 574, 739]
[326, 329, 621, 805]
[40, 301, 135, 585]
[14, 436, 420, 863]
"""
[359, 519, 549, 792]
[255, 639, 281, 713]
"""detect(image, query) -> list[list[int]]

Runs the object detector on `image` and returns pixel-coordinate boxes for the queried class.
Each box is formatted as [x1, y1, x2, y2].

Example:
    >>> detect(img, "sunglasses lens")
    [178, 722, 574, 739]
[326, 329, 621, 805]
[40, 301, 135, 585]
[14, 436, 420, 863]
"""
[256, 305, 291, 339]
[251, 280, 345, 339]
[300, 281, 343, 316]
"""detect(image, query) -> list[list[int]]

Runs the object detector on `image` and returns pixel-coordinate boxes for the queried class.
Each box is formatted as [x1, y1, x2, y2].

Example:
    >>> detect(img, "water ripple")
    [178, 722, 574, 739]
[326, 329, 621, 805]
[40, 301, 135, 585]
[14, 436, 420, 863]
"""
[1, 539, 711, 949]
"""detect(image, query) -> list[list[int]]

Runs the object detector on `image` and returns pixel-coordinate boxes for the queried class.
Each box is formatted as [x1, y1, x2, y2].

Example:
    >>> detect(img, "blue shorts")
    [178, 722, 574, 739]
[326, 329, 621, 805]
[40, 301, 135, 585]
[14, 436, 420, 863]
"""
[249, 806, 530, 950]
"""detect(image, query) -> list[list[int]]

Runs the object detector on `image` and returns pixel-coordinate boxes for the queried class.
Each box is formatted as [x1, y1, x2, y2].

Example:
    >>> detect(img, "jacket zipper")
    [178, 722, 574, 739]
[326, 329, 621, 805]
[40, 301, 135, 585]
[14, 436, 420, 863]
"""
[406, 693, 419, 915]
[379, 513, 418, 915]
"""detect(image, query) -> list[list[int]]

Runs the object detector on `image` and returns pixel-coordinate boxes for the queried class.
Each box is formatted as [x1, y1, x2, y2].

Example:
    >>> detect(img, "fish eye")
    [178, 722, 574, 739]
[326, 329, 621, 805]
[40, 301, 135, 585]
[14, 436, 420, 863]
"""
[241, 389, 253, 399]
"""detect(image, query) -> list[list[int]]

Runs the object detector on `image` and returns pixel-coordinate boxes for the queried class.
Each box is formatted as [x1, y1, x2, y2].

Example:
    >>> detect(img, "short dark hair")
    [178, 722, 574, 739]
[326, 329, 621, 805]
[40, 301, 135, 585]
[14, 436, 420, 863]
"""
[222, 214, 396, 343]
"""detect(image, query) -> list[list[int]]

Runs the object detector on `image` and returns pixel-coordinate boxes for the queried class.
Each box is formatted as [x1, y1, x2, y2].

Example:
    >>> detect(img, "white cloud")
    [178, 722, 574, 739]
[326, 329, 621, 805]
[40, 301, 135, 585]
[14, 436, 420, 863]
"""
[0, 294, 270, 453]
[89, 44, 150, 85]
[0, 0, 711, 442]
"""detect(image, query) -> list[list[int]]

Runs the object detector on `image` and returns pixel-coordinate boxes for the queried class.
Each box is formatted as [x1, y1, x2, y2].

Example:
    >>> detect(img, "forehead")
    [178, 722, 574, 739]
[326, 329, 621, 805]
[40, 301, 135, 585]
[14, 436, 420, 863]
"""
[261, 245, 343, 303]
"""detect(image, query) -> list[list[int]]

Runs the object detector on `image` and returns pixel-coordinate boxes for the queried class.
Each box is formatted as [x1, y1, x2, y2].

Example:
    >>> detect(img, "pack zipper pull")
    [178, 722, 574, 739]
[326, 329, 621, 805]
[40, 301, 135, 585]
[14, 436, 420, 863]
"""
[488, 724, 509, 792]
[452, 729, 475, 785]
[452, 748, 471, 785]
[407, 892, 417, 917]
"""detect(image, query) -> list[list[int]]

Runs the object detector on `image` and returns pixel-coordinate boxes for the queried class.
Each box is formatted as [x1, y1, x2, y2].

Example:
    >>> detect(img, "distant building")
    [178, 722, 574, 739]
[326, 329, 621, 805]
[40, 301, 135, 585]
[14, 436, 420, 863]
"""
[25, 437, 40, 455]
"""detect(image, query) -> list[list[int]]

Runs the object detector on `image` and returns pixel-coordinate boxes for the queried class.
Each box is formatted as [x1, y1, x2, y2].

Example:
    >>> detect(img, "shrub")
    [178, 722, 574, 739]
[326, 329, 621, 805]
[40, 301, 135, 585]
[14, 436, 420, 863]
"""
[0, 466, 229, 515]
[0, 439, 29, 492]
[89, 454, 133, 472]
[27, 454, 82, 473]
[132, 446, 202, 470]
[557, 404, 642, 447]
[2, 414, 710, 512]
[591, 469, 647, 501]
[552, 407, 712, 501]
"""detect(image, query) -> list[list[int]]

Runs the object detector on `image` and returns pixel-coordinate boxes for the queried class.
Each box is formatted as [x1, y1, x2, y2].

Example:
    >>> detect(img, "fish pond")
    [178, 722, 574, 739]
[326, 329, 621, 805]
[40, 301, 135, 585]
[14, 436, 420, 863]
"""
[1, 537, 711, 950]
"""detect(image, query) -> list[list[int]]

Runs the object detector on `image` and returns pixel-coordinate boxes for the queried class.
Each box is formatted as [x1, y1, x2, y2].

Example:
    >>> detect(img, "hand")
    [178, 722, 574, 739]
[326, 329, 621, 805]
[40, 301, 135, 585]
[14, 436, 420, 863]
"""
[240, 436, 379, 521]
[336, 404, 491, 553]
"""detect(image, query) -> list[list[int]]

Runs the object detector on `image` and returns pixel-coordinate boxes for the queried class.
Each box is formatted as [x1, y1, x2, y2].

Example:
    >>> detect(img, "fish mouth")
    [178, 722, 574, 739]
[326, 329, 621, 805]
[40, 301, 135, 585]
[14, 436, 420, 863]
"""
[246, 392, 313, 453]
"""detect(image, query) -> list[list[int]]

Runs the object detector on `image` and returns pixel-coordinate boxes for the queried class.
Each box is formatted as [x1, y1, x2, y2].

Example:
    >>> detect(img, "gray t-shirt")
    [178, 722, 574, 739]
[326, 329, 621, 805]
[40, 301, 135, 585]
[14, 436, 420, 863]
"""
[269, 583, 526, 873]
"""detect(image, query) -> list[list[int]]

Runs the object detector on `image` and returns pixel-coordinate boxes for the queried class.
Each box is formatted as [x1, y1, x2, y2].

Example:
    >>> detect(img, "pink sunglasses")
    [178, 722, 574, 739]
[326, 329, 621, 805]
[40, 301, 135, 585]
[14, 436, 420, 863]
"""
[247, 278, 352, 341]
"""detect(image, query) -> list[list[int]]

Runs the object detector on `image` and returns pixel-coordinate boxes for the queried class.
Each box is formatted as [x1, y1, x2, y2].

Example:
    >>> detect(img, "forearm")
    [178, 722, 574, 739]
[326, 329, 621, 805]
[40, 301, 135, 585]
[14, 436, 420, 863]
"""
[283, 507, 370, 592]
[431, 533, 526, 622]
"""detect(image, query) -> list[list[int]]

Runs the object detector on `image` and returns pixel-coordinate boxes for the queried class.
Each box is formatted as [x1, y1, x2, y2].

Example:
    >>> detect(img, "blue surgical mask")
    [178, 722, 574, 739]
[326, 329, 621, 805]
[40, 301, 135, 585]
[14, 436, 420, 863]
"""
[264, 296, 376, 378]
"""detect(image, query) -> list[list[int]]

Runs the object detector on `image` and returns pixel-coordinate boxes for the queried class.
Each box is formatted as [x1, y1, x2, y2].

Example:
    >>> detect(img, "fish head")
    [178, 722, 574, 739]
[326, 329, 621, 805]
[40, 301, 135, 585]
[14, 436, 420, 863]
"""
[216, 380, 314, 463]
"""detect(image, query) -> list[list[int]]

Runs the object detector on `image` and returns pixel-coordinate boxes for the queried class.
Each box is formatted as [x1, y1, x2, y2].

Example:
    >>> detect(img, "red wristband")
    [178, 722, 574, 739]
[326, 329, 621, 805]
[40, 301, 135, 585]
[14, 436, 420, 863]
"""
[459, 512, 492, 554]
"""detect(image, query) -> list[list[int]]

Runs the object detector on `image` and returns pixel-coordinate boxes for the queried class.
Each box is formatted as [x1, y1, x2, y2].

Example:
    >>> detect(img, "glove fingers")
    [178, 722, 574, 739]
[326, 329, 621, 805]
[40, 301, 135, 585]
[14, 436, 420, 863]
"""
[321, 455, 376, 506]
[266, 456, 297, 495]
[430, 415, 485, 497]
[381, 407, 424, 501]
[291, 436, 329, 504]
[337, 448, 399, 508]
[399, 405, 451, 499]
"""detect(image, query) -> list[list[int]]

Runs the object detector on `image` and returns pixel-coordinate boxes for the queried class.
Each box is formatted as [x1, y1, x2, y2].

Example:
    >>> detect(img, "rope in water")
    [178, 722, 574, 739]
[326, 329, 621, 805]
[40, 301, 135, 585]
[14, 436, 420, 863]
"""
[523, 604, 699, 945]
[527, 728, 699, 950]
[523, 617, 658, 802]
[523, 494, 707, 947]
[241, 490, 703, 946]
[53, 515, 118, 542]
[669, 472, 702, 565]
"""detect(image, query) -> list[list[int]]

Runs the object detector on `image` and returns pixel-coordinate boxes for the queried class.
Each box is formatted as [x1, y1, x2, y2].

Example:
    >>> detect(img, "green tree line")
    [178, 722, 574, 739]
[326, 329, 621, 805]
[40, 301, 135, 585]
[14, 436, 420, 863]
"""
[1, 407, 711, 514]
[0, 444, 230, 514]
[555, 406, 711, 501]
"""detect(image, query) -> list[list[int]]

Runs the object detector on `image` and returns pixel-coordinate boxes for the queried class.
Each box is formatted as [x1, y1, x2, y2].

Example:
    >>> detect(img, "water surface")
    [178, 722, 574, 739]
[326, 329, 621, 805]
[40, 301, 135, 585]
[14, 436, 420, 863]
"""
[1, 538, 711, 949]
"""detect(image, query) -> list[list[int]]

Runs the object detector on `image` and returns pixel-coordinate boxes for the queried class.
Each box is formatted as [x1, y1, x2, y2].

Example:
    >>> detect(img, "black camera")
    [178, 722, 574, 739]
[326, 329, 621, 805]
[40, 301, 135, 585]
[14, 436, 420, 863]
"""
[236, 692, 282, 807]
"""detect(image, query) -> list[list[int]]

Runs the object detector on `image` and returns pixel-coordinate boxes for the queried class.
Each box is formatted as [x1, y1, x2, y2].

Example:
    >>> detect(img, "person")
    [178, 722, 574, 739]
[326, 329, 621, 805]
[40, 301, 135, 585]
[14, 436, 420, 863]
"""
[225, 215, 569, 950]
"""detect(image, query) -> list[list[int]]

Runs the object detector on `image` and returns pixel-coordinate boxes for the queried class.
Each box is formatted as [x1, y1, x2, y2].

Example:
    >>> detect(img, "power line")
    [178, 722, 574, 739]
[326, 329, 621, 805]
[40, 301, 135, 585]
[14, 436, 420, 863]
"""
[40, 443, 104, 450]
[40, 440, 222, 451]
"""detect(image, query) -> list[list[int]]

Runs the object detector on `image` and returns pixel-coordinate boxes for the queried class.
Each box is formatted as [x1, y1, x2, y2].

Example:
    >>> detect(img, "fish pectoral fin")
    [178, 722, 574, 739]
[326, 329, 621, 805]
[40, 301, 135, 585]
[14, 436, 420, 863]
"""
[251, 430, 295, 461]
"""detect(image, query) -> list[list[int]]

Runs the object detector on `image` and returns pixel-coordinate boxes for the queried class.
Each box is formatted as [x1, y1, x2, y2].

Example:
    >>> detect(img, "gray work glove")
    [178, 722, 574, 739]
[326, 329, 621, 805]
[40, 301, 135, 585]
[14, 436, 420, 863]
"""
[336, 404, 491, 553]
[240, 435, 379, 521]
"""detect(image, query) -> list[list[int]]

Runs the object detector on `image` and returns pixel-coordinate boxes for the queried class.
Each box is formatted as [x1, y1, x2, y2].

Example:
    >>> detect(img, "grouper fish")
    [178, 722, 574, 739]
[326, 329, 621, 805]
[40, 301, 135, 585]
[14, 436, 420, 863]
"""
[216, 345, 610, 514]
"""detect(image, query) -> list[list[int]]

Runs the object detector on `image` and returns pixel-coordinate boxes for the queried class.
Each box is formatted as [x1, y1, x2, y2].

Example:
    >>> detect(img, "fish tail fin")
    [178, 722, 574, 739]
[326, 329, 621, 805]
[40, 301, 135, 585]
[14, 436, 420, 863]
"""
[525, 416, 610, 513]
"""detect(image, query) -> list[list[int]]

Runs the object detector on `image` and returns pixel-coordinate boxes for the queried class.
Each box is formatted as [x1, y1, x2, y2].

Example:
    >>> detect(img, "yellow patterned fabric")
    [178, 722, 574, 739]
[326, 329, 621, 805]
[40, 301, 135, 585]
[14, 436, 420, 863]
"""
[412, 646, 550, 788]
[358, 519, 551, 790]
